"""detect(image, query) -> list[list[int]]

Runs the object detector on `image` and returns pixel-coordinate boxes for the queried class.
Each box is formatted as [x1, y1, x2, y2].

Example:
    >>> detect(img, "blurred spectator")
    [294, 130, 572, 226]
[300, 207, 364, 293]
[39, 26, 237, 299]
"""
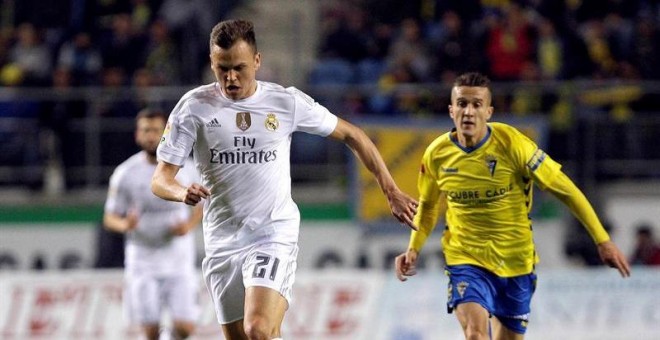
[510, 61, 558, 115]
[57, 31, 103, 85]
[602, 13, 634, 62]
[370, 23, 395, 61]
[144, 18, 181, 85]
[368, 62, 417, 115]
[578, 66, 644, 162]
[0, 65, 42, 188]
[39, 68, 88, 189]
[579, 19, 618, 78]
[559, 25, 596, 79]
[130, 0, 155, 32]
[98, 13, 146, 77]
[7, 23, 52, 86]
[485, 4, 534, 81]
[132, 67, 176, 112]
[630, 224, 660, 266]
[319, 6, 371, 64]
[386, 17, 432, 82]
[546, 83, 577, 161]
[630, 16, 660, 80]
[94, 66, 141, 169]
[429, 11, 472, 82]
[158, 0, 227, 84]
[98, 66, 140, 117]
[535, 17, 565, 80]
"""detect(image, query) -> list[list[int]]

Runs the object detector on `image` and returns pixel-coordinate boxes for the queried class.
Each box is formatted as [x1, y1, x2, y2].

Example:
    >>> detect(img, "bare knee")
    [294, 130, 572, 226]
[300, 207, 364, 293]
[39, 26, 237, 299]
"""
[464, 325, 489, 340]
[455, 302, 490, 340]
[142, 324, 160, 340]
[172, 321, 195, 339]
[243, 316, 275, 340]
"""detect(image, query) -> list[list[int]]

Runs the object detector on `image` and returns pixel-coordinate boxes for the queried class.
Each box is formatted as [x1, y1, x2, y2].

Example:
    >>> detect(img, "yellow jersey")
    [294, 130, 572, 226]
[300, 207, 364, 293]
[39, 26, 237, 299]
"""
[414, 122, 563, 277]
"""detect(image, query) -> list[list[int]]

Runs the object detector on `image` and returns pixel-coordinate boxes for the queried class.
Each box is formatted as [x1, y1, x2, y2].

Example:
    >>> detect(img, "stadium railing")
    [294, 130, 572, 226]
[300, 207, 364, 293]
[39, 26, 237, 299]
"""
[1, 80, 660, 203]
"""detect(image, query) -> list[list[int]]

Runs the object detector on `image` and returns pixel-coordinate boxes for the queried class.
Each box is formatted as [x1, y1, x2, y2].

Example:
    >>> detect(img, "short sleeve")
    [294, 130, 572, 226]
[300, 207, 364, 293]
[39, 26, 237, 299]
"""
[157, 99, 197, 166]
[287, 87, 338, 136]
[512, 128, 562, 190]
[104, 167, 130, 216]
[526, 149, 562, 190]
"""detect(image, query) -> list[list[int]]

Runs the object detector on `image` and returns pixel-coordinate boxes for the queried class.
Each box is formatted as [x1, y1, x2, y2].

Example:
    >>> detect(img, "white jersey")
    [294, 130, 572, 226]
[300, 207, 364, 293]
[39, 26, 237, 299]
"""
[157, 81, 338, 257]
[104, 152, 199, 276]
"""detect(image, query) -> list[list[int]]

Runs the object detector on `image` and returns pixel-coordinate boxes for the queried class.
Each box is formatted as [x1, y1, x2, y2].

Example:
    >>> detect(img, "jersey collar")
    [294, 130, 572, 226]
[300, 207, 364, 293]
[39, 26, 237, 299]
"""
[450, 125, 491, 153]
[215, 81, 262, 103]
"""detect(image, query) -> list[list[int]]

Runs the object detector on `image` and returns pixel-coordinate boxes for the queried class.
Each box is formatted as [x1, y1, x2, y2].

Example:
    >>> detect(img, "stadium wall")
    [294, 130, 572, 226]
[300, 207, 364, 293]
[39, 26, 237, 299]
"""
[0, 220, 575, 272]
[3, 191, 660, 271]
[1, 268, 658, 339]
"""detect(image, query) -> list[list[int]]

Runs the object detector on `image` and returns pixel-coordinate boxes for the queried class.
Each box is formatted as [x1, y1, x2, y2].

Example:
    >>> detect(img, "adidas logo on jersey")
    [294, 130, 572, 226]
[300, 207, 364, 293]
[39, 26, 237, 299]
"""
[206, 118, 221, 128]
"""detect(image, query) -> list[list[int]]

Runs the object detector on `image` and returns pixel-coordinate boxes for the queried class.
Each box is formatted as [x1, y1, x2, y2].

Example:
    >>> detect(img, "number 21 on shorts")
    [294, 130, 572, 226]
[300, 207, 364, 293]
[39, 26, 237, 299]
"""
[252, 254, 280, 280]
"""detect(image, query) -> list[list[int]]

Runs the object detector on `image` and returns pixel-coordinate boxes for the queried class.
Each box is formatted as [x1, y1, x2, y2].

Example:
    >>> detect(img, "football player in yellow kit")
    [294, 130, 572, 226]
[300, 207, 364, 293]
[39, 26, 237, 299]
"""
[395, 72, 631, 340]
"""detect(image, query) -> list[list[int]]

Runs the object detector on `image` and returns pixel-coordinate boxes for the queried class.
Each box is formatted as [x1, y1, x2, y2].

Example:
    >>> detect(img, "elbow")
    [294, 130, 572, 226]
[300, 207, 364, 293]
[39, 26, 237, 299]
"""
[150, 175, 162, 198]
[102, 215, 115, 232]
[101, 216, 110, 230]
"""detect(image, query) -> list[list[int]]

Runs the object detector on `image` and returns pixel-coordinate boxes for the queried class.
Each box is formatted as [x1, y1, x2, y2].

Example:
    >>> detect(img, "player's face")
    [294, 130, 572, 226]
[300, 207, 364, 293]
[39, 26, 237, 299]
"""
[210, 40, 261, 100]
[449, 86, 493, 146]
[135, 117, 165, 156]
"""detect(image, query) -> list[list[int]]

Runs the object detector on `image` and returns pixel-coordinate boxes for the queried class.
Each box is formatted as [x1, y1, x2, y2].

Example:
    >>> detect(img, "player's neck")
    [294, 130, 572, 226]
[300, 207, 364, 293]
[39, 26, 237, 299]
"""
[145, 152, 157, 164]
[455, 129, 487, 148]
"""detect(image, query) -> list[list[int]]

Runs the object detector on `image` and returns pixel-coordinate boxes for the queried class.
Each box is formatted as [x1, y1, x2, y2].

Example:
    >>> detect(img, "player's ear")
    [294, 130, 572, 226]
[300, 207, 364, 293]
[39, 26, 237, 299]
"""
[448, 104, 454, 119]
[486, 106, 493, 120]
[254, 52, 261, 71]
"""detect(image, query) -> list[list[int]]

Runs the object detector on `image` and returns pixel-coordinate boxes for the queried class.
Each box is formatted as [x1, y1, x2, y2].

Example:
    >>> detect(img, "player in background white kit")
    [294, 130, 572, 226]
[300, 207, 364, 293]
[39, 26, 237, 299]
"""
[104, 109, 203, 340]
[151, 19, 419, 340]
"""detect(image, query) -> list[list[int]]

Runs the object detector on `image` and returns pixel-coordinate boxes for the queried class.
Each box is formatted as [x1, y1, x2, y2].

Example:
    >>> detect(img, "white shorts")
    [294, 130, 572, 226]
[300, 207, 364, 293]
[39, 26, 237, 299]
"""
[202, 241, 298, 324]
[124, 272, 200, 324]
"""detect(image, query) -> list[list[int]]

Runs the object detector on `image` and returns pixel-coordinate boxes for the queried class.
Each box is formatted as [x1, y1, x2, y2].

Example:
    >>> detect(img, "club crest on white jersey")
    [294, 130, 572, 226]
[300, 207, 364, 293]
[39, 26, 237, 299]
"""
[265, 113, 279, 131]
[236, 112, 251, 131]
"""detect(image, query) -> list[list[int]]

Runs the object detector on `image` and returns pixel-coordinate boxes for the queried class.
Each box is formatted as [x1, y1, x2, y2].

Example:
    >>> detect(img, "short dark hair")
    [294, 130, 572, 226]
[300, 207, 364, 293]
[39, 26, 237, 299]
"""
[210, 19, 257, 53]
[136, 108, 167, 123]
[454, 72, 491, 88]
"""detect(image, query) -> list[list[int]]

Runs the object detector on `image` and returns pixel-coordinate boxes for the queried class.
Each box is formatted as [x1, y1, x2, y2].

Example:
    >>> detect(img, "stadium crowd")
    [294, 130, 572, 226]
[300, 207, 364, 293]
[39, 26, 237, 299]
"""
[0, 1, 657, 90]
[1, 0, 660, 189]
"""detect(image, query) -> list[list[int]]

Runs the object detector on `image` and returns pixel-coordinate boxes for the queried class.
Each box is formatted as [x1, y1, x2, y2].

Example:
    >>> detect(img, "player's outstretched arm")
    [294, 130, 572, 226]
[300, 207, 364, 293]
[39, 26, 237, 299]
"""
[328, 118, 418, 230]
[152, 161, 210, 206]
[103, 210, 138, 233]
[545, 171, 631, 277]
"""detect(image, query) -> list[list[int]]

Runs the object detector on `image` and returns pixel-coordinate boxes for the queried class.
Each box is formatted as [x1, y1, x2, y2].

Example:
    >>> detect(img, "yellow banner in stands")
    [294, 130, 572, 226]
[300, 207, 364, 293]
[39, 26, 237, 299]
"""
[357, 125, 447, 223]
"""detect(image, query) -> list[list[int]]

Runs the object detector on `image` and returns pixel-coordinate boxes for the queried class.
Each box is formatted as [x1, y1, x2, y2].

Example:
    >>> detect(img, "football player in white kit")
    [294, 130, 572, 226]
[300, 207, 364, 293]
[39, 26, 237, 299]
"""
[151, 19, 419, 340]
[104, 109, 203, 340]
